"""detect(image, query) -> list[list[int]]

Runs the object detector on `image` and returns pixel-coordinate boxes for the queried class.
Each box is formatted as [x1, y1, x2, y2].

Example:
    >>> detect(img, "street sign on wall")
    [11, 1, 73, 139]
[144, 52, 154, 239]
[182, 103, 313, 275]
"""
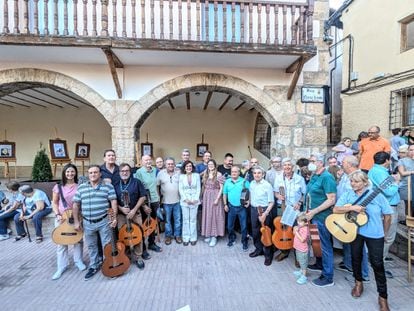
[301, 86, 325, 103]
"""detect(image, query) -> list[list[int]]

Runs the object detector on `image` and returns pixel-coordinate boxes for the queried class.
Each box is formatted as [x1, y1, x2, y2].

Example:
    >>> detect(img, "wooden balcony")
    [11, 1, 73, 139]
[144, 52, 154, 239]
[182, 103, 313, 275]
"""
[0, 0, 316, 55]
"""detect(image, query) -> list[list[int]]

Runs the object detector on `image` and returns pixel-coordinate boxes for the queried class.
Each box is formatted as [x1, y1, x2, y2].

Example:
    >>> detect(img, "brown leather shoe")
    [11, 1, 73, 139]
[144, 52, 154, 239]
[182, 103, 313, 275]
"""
[175, 237, 183, 244]
[165, 237, 172, 245]
[351, 281, 363, 298]
[378, 297, 390, 311]
[275, 252, 289, 262]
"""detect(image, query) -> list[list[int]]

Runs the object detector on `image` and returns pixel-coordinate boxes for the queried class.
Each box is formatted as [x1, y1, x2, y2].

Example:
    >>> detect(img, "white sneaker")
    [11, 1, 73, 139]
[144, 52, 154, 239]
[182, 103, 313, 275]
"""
[75, 262, 87, 271]
[0, 234, 10, 241]
[209, 237, 217, 247]
[204, 237, 211, 243]
[52, 268, 67, 280]
[7, 228, 12, 234]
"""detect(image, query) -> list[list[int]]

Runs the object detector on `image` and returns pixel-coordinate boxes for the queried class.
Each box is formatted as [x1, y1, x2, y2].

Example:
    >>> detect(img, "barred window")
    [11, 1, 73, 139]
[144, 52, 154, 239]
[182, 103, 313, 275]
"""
[400, 14, 414, 52]
[389, 86, 414, 129]
[253, 113, 271, 158]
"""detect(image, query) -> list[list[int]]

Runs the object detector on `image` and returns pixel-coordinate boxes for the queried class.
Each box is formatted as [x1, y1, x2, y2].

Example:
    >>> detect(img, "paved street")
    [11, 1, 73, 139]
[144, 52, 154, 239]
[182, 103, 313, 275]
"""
[0, 230, 413, 311]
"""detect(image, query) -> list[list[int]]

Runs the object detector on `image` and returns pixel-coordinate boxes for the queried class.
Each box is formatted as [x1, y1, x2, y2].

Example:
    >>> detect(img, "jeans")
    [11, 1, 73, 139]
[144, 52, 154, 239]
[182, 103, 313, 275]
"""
[54, 219, 84, 271]
[343, 242, 370, 279]
[384, 205, 398, 258]
[314, 218, 334, 282]
[83, 218, 111, 269]
[164, 202, 182, 238]
[351, 234, 387, 299]
[14, 208, 52, 237]
[227, 204, 247, 244]
[182, 204, 198, 242]
[0, 210, 19, 234]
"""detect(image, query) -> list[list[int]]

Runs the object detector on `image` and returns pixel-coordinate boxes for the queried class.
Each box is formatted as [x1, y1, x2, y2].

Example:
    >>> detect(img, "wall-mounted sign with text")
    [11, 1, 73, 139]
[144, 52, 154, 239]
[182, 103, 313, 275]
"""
[301, 86, 325, 103]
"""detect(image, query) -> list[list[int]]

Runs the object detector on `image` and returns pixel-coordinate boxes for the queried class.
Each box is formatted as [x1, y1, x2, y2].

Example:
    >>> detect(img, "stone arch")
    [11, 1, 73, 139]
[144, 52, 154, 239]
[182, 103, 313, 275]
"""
[130, 72, 281, 132]
[0, 68, 114, 124]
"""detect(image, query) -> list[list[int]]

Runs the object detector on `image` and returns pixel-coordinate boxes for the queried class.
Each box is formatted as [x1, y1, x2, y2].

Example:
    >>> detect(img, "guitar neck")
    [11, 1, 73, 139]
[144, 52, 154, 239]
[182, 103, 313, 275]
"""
[111, 227, 118, 254]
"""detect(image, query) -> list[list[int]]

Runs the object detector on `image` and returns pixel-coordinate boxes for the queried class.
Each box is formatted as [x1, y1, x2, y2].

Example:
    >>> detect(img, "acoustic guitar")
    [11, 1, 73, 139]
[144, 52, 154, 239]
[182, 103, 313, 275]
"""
[306, 194, 322, 258]
[141, 193, 158, 238]
[102, 209, 130, 278]
[258, 207, 273, 247]
[52, 210, 83, 245]
[325, 176, 394, 243]
[272, 186, 294, 250]
[118, 191, 142, 254]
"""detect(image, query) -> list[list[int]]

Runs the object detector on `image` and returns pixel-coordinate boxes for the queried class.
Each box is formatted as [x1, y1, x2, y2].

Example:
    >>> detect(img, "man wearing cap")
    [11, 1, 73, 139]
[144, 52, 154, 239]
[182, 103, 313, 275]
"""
[359, 126, 391, 172]
[266, 156, 283, 186]
[14, 185, 52, 243]
[305, 153, 337, 287]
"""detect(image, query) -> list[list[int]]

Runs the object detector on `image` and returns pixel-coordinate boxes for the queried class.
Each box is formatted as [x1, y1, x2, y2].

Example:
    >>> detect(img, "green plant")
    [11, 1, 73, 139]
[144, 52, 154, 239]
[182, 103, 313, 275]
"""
[31, 145, 53, 182]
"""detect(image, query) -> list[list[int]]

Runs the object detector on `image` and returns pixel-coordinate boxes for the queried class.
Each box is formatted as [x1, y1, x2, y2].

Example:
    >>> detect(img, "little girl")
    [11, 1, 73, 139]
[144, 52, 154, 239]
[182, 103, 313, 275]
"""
[293, 212, 309, 285]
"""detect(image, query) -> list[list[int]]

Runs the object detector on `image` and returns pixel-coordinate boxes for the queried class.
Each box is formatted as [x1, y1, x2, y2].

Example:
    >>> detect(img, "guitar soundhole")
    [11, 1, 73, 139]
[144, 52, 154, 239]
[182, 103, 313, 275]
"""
[345, 213, 356, 223]
[68, 217, 74, 224]
[62, 232, 78, 236]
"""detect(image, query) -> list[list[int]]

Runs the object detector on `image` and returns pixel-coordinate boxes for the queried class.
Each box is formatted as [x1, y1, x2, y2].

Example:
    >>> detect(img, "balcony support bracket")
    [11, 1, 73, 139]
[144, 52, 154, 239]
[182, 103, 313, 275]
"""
[287, 56, 306, 100]
[102, 48, 124, 99]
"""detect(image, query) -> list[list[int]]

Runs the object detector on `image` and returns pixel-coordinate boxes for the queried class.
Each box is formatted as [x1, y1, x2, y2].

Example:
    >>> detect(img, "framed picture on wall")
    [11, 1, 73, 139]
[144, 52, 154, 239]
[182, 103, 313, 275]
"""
[196, 143, 209, 158]
[75, 143, 90, 159]
[141, 143, 153, 157]
[0, 141, 16, 159]
[49, 139, 70, 160]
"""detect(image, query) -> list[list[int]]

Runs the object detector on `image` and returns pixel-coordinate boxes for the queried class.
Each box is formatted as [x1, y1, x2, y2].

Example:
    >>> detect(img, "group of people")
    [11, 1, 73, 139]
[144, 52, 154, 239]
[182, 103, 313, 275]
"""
[1, 124, 411, 311]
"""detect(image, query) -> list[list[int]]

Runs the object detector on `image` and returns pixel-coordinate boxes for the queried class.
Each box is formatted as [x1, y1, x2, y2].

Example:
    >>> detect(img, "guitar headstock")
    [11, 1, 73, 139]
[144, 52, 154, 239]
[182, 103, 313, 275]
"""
[122, 191, 130, 207]
[107, 208, 116, 222]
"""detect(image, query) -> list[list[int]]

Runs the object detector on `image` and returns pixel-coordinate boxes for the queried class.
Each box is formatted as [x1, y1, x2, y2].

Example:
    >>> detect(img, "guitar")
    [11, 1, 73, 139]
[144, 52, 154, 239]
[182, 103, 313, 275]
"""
[102, 208, 130, 278]
[52, 210, 83, 245]
[325, 176, 394, 243]
[240, 179, 250, 207]
[118, 191, 142, 256]
[258, 207, 273, 247]
[306, 194, 322, 257]
[272, 186, 294, 250]
[141, 192, 159, 238]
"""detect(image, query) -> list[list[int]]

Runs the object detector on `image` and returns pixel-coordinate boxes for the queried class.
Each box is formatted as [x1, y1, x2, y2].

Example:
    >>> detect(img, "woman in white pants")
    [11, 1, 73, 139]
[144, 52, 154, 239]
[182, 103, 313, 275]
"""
[51, 164, 86, 280]
[179, 161, 201, 246]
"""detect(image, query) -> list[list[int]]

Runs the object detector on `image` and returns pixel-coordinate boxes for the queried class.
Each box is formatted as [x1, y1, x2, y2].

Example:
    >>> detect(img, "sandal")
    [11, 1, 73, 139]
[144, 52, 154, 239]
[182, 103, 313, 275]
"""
[36, 237, 43, 243]
[15, 234, 26, 241]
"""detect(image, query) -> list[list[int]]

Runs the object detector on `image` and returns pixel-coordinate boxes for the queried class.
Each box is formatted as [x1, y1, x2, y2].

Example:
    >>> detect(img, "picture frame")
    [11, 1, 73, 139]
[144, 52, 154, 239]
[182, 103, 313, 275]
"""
[196, 143, 209, 158]
[141, 143, 153, 157]
[75, 143, 90, 159]
[0, 141, 16, 159]
[49, 139, 70, 160]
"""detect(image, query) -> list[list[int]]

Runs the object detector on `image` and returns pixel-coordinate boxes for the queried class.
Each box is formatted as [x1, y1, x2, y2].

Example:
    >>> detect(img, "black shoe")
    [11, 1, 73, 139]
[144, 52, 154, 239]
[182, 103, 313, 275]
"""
[384, 257, 394, 262]
[148, 244, 162, 253]
[242, 243, 248, 252]
[249, 250, 263, 258]
[227, 240, 235, 248]
[136, 259, 145, 270]
[308, 263, 323, 272]
[183, 241, 189, 246]
[142, 251, 151, 260]
[84, 267, 100, 281]
[264, 258, 272, 266]
[336, 263, 353, 274]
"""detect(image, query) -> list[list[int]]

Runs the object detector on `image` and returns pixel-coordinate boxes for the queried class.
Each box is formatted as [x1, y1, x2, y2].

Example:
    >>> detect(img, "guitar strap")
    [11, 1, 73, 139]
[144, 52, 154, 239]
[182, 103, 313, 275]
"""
[351, 189, 370, 206]
[57, 184, 68, 210]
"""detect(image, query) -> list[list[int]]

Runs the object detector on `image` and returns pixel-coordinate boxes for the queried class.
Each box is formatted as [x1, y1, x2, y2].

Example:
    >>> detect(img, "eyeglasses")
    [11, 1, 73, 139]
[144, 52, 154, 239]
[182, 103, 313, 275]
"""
[368, 131, 378, 134]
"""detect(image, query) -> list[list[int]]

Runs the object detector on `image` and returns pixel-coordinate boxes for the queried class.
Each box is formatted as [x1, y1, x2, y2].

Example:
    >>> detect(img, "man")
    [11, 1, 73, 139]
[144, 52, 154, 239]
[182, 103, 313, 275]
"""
[248, 166, 275, 266]
[327, 156, 339, 168]
[273, 158, 306, 262]
[134, 155, 163, 255]
[359, 126, 391, 172]
[368, 151, 400, 279]
[217, 153, 234, 179]
[223, 166, 250, 251]
[73, 165, 118, 281]
[115, 163, 147, 270]
[196, 151, 212, 175]
[176, 148, 191, 169]
[266, 156, 283, 186]
[390, 128, 405, 171]
[155, 157, 164, 176]
[336, 156, 370, 282]
[244, 158, 259, 182]
[157, 157, 182, 245]
[100, 149, 120, 185]
[305, 154, 336, 287]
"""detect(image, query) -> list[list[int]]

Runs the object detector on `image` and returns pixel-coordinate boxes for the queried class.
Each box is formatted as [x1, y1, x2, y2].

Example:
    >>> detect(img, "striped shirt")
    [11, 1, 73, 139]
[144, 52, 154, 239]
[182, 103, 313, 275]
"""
[73, 181, 116, 221]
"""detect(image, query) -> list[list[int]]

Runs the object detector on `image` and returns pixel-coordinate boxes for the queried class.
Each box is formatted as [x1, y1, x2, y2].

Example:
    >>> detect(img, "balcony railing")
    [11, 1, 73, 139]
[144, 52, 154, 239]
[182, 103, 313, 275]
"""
[1, 0, 314, 46]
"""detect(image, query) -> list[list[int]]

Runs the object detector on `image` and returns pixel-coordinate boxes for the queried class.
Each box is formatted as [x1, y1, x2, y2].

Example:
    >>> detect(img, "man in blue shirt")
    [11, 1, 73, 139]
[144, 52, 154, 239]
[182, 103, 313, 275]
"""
[223, 166, 250, 251]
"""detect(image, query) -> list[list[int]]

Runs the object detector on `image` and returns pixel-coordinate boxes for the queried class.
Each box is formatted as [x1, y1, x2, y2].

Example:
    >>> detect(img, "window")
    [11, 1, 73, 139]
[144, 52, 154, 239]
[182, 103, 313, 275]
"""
[389, 86, 414, 129]
[253, 113, 271, 158]
[400, 14, 414, 52]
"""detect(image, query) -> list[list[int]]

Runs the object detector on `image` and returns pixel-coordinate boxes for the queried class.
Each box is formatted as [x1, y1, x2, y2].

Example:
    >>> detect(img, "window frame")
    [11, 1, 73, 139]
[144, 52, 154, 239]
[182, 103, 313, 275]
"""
[400, 13, 414, 53]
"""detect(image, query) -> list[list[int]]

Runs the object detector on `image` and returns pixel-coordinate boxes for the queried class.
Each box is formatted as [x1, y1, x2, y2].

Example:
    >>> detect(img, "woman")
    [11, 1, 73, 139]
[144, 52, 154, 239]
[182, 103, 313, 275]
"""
[201, 159, 225, 247]
[51, 164, 86, 280]
[14, 185, 52, 243]
[398, 144, 414, 219]
[351, 131, 368, 155]
[332, 137, 354, 165]
[334, 171, 392, 311]
[179, 160, 201, 246]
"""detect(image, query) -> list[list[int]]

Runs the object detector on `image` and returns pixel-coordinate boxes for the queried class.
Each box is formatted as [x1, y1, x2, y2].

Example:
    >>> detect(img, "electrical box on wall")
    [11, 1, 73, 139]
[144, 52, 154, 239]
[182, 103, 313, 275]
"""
[350, 72, 359, 82]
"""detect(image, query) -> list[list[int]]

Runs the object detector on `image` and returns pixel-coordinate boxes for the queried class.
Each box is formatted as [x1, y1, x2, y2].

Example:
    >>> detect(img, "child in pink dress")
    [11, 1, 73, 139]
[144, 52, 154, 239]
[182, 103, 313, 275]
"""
[293, 212, 309, 285]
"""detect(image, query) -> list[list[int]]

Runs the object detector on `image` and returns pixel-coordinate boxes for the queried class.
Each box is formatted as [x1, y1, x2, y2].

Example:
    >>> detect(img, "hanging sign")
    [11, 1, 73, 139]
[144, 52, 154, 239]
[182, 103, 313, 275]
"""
[301, 86, 325, 103]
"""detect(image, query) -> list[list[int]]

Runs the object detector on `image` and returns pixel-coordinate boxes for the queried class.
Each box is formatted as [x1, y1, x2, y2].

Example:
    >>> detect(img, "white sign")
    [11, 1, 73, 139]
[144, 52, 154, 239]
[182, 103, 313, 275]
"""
[301, 86, 325, 103]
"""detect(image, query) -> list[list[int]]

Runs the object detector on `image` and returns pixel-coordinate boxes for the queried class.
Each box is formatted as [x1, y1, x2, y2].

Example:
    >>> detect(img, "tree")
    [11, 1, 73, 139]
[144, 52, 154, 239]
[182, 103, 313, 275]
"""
[31, 144, 53, 182]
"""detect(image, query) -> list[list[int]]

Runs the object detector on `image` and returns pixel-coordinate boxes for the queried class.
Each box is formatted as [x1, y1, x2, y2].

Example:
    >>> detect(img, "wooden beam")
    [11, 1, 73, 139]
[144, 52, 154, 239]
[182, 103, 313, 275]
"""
[31, 88, 80, 108]
[287, 56, 306, 100]
[17, 90, 64, 108]
[102, 47, 124, 99]
[0, 101, 14, 108]
[234, 101, 245, 111]
[168, 99, 175, 110]
[6, 94, 47, 108]
[249, 107, 255, 111]
[186, 92, 190, 110]
[285, 57, 301, 73]
[218, 94, 232, 111]
[203, 91, 213, 110]
[0, 98, 30, 108]
[52, 88, 94, 108]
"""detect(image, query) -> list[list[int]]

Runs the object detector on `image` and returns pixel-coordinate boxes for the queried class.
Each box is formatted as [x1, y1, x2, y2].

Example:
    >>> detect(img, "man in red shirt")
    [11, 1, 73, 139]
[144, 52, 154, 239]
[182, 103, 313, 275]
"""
[358, 125, 391, 172]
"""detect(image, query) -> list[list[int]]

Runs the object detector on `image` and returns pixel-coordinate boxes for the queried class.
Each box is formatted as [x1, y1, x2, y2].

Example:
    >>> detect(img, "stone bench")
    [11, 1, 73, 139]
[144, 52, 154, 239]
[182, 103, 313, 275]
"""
[7, 212, 56, 238]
